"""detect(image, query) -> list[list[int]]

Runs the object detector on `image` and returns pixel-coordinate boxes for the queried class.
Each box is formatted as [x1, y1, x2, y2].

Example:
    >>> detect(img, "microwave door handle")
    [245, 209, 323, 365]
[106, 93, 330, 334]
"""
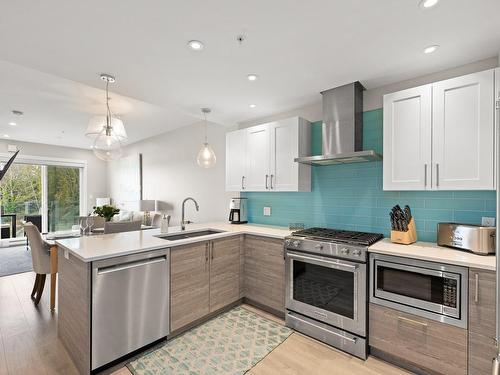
[288, 253, 357, 272]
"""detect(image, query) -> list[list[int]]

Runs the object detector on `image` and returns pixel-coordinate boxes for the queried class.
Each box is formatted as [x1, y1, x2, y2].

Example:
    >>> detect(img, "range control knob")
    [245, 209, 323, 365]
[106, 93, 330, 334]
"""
[285, 239, 292, 246]
[315, 243, 324, 250]
[352, 249, 362, 257]
[292, 240, 301, 247]
[340, 247, 350, 256]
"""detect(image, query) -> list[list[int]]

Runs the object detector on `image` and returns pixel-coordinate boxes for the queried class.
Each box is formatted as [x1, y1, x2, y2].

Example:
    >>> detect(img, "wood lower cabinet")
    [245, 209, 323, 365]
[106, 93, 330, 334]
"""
[369, 303, 467, 375]
[210, 236, 241, 312]
[170, 237, 241, 332]
[244, 235, 285, 313]
[469, 268, 496, 375]
[170, 242, 210, 332]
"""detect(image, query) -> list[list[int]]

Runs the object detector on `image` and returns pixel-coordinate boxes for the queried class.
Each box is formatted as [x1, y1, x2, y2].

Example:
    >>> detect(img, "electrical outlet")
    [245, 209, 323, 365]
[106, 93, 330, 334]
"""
[482, 217, 495, 227]
[263, 207, 271, 216]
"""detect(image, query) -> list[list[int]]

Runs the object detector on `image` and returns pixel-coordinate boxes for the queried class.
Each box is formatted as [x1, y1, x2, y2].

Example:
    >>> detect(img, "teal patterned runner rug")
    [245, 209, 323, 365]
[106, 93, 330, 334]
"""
[127, 306, 293, 375]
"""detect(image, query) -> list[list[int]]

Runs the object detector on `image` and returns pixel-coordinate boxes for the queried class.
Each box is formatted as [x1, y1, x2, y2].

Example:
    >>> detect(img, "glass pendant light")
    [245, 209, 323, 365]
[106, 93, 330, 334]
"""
[90, 74, 124, 161]
[197, 108, 216, 168]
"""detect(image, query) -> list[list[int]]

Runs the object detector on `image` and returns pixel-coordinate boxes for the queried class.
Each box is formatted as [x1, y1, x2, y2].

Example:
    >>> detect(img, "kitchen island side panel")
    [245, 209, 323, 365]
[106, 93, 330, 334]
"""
[58, 248, 92, 375]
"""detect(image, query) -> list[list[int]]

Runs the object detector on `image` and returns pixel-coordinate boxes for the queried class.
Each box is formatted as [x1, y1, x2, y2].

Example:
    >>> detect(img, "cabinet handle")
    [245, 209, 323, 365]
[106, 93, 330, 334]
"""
[241, 176, 245, 190]
[424, 164, 427, 187]
[436, 163, 440, 187]
[397, 316, 428, 328]
[265, 174, 269, 189]
[270, 174, 274, 190]
[474, 273, 479, 303]
[211, 242, 214, 260]
[205, 243, 209, 271]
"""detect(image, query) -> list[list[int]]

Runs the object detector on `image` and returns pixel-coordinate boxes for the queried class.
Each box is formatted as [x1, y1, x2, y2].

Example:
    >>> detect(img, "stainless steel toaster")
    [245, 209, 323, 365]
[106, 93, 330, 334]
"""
[437, 223, 496, 255]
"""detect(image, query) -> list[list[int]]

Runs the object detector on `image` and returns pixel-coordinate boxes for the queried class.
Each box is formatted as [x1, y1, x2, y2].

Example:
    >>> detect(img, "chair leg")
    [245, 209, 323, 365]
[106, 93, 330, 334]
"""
[34, 274, 46, 306]
[31, 274, 40, 300]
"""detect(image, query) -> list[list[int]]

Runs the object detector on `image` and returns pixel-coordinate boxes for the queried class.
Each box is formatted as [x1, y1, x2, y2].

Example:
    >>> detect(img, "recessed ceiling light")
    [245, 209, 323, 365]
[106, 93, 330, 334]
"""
[424, 45, 439, 54]
[247, 74, 258, 81]
[419, 0, 439, 8]
[187, 40, 204, 51]
[3, 134, 10, 138]
[8, 122, 16, 126]
[249, 104, 257, 108]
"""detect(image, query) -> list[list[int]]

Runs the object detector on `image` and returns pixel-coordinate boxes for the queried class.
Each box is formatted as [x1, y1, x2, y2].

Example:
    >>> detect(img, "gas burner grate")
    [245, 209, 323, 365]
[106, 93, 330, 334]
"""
[292, 227, 383, 246]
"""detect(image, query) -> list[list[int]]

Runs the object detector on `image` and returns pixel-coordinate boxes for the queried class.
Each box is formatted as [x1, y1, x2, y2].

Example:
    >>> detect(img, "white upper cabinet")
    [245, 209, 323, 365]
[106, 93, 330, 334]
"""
[225, 117, 311, 192]
[225, 129, 246, 191]
[433, 70, 494, 190]
[383, 69, 496, 191]
[270, 118, 311, 191]
[383, 85, 432, 190]
[245, 124, 271, 191]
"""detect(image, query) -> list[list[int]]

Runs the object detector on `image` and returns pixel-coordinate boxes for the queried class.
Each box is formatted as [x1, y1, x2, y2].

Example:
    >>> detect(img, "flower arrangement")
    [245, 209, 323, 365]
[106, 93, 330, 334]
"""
[93, 205, 120, 222]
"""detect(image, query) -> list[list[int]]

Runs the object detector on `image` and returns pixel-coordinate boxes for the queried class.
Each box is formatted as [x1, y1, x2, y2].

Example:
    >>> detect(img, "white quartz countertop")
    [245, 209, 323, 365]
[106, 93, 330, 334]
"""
[56, 222, 292, 262]
[369, 238, 496, 271]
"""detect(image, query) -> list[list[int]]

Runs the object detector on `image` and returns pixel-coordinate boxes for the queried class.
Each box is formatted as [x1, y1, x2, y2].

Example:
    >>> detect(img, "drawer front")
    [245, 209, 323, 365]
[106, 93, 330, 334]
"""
[369, 303, 467, 375]
[469, 331, 497, 375]
[469, 268, 496, 337]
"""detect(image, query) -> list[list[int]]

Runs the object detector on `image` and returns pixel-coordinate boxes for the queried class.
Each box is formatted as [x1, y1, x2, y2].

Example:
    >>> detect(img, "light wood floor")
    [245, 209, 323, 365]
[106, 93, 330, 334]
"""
[0, 272, 410, 375]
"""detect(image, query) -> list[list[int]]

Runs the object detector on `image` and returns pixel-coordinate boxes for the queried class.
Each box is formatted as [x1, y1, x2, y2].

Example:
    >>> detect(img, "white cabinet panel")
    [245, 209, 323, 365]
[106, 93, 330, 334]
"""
[225, 130, 246, 191]
[270, 118, 311, 192]
[433, 70, 494, 190]
[383, 85, 432, 190]
[225, 117, 311, 192]
[245, 124, 271, 191]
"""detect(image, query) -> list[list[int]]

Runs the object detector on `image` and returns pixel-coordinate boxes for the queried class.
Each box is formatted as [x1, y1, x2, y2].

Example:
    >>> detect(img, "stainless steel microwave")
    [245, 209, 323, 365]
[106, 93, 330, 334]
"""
[369, 253, 468, 328]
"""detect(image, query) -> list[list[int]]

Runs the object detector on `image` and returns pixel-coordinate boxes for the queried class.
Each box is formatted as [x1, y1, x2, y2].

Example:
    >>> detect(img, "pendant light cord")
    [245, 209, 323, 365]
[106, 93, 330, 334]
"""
[203, 111, 208, 144]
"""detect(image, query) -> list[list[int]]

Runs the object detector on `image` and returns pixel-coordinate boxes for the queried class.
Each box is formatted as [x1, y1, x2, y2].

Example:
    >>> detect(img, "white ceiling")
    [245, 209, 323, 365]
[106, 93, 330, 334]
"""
[0, 0, 499, 148]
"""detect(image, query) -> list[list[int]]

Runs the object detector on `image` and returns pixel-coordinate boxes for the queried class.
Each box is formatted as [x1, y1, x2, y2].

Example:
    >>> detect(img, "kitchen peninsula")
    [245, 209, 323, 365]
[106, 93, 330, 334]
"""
[55, 223, 291, 374]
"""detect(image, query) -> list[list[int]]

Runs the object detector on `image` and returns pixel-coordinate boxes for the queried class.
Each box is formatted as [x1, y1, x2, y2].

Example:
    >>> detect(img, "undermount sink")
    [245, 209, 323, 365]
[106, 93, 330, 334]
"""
[157, 229, 225, 241]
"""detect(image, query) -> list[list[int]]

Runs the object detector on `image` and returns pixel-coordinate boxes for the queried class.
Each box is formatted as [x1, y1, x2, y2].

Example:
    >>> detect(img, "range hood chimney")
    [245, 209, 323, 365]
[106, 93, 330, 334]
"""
[295, 82, 382, 165]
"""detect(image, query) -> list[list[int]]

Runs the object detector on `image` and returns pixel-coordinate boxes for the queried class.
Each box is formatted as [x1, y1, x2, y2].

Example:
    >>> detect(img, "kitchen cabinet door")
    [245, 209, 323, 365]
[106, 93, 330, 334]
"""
[170, 242, 210, 332]
[383, 85, 432, 190]
[369, 303, 467, 375]
[469, 269, 496, 375]
[209, 236, 241, 312]
[225, 129, 246, 191]
[270, 118, 311, 192]
[432, 70, 495, 189]
[245, 124, 271, 191]
[244, 235, 285, 314]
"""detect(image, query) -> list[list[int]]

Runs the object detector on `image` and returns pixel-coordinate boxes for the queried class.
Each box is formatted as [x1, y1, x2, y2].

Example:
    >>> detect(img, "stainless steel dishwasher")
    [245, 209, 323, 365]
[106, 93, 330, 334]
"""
[91, 248, 170, 370]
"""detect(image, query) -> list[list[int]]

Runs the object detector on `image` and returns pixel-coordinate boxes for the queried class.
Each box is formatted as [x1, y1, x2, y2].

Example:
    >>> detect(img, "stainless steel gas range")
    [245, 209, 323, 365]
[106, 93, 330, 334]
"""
[284, 227, 383, 359]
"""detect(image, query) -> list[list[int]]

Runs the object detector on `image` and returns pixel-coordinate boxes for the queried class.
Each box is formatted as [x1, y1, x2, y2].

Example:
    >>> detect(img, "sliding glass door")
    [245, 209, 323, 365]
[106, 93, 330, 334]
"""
[0, 156, 85, 242]
[0, 163, 42, 238]
[47, 165, 80, 232]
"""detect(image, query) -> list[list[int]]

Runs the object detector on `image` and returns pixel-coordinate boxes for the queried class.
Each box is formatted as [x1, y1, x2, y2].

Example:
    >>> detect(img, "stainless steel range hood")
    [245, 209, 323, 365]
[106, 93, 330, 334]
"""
[295, 82, 382, 166]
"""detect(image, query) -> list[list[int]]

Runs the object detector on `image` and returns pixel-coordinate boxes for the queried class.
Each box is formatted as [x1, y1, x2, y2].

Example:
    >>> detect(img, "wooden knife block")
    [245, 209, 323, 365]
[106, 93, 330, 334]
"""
[390, 218, 417, 245]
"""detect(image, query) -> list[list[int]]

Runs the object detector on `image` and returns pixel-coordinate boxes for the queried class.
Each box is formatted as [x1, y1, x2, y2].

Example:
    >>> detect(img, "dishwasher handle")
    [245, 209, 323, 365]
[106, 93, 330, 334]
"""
[97, 256, 167, 275]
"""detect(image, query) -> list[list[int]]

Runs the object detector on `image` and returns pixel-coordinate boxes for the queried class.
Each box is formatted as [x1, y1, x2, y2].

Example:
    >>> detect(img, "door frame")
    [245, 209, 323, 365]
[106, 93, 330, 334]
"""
[0, 153, 87, 234]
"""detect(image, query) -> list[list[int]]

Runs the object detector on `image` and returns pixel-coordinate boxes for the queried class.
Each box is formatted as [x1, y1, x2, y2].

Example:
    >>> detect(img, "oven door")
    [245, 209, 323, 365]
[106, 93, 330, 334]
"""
[285, 250, 366, 337]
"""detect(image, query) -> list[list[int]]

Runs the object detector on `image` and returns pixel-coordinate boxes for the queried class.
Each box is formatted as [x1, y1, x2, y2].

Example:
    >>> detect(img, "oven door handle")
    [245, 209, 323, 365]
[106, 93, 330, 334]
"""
[287, 252, 358, 272]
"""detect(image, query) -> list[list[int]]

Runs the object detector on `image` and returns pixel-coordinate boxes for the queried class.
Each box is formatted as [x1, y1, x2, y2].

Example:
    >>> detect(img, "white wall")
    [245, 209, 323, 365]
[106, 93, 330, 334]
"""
[0, 140, 108, 213]
[109, 121, 233, 227]
[238, 56, 499, 126]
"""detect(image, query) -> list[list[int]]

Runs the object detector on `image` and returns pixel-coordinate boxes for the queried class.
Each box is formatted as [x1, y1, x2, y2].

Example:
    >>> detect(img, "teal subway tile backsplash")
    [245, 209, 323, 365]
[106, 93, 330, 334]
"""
[242, 109, 496, 242]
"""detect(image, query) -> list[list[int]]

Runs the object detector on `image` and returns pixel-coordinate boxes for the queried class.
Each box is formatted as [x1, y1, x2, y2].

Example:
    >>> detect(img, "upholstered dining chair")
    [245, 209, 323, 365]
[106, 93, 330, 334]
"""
[23, 222, 54, 305]
[104, 220, 142, 234]
[151, 213, 162, 228]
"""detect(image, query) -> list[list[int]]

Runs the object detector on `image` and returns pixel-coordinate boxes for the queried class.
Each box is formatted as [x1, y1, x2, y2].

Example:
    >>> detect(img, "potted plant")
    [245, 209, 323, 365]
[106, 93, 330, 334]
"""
[93, 205, 120, 222]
